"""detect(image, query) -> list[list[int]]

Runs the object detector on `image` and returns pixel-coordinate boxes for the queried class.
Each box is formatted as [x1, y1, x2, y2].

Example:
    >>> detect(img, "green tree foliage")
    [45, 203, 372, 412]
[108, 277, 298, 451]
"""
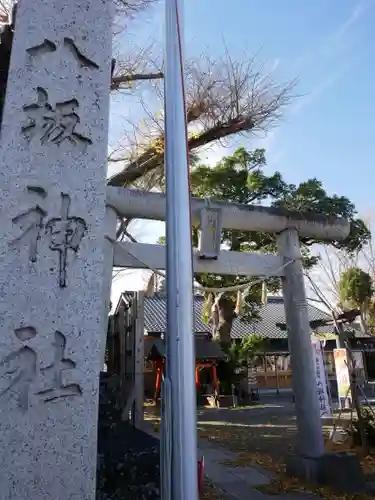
[339, 267, 373, 309]
[339, 267, 373, 335]
[217, 335, 265, 394]
[187, 147, 369, 342]
[155, 147, 369, 341]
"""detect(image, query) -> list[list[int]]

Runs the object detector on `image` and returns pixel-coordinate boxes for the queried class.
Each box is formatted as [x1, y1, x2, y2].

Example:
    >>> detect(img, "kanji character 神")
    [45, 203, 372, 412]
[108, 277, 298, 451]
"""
[45, 193, 87, 288]
[11, 188, 87, 288]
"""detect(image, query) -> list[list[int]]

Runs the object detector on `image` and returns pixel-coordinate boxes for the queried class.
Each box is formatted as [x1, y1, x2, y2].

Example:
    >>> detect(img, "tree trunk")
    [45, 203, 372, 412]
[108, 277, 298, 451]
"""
[212, 295, 236, 343]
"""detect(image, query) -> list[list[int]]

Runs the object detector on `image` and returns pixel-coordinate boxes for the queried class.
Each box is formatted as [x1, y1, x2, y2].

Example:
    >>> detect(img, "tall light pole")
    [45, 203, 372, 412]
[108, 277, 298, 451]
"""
[163, 0, 198, 498]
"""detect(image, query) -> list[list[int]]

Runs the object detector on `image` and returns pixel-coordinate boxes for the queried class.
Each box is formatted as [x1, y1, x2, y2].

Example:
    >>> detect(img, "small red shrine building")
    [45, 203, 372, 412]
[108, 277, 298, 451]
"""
[144, 335, 226, 403]
[108, 292, 226, 405]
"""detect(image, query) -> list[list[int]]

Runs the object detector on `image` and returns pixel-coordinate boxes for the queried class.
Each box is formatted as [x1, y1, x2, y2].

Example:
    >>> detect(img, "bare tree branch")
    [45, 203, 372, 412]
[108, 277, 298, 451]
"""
[111, 71, 163, 90]
[308, 221, 374, 311]
[123, 228, 138, 243]
[108, 52, 297, 187]
[114, 0, 158, 16]
[116, 219, 128, 240]
[111, 38, 163, 91]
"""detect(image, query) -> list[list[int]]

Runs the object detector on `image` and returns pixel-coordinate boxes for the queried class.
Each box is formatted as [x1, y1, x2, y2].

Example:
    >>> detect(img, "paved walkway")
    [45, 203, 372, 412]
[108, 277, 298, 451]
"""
[199, 440, 320, 500]
[143, 421, 320, 500]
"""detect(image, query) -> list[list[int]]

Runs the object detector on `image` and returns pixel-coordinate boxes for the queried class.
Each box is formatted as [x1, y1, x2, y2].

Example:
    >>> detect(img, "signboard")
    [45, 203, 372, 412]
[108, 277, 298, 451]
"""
[334, 348, 351, 400]
[247, 364, 257, 388]
[311, 338, 332, 417]
[351, 338, 375, 351]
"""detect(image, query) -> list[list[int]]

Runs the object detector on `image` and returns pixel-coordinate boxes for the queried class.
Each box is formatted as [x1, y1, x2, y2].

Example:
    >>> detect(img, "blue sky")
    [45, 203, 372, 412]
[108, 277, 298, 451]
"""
[110, 0, 375, 298]
[110, 0, 375, 214]
[184, 0, 375, 212]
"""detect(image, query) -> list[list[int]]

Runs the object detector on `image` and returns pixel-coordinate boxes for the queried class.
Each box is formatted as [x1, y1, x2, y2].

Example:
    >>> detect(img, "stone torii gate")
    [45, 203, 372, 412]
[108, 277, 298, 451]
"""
[106, 186, 353, 483]
[0, 0, 358, 497]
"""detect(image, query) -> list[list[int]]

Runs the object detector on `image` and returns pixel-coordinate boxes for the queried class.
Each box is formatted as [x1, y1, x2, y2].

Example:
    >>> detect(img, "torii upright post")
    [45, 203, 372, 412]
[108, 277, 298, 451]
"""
[0, 1, 113, 498]
[277, 229, 325, 475]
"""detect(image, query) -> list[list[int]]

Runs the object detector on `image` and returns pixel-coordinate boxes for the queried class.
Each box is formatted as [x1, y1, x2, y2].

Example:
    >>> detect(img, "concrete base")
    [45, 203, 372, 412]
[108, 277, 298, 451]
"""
[286, 452, 367, 493]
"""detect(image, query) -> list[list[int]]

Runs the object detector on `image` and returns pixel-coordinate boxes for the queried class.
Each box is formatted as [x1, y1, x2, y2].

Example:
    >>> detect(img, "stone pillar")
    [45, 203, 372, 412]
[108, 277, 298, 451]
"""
[0, 1, 113, 499]
[276, 229, 324, 458]
[101, 206, 117, 366]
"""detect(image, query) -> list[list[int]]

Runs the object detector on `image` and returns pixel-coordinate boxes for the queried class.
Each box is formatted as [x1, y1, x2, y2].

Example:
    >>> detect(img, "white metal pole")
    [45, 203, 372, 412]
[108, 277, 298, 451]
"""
[163, 0, 198, 499]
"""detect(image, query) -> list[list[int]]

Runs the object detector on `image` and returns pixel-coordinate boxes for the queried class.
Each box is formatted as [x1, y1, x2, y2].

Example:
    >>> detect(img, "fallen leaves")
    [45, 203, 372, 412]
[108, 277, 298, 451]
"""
[196, 407, 375, 500]
[221, 451, 283, 474]
[144, 403, 375, 500]
[227, 404, 266, 411]
[359, 453, 375, 475]
[200, 480, 227, 500]
[221, 450, 375, 500]
[257, 476, 374, 500]
[257, 479, 372, 500]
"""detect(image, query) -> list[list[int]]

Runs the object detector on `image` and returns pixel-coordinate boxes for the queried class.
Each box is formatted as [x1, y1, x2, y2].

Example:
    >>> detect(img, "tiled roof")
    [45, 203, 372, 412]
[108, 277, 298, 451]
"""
[144, 295, 209, 334]
[143, 294, 332, 340]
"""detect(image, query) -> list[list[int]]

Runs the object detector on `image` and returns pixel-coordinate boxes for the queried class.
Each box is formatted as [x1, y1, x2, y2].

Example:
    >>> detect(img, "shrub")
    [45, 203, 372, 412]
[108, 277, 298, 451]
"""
[348, 408, 375, 448]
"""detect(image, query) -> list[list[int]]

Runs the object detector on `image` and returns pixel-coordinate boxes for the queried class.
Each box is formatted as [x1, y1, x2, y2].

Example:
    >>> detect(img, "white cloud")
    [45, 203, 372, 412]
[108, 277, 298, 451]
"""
[331, 0, 374, 45]
[293, 0, 371, 73]
[254, 4, 371, 163]
[269, 58, 281, 73]
[291, 69, 345, 115]
[289, 1, 372, 115]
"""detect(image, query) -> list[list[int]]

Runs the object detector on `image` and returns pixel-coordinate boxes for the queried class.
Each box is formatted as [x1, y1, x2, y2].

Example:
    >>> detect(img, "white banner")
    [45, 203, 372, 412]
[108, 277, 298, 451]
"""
[334, 348, 366, 403]
[334, 348, 350, 400]
[312, 338, 332, 417]
[352, 351, 366, 385]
